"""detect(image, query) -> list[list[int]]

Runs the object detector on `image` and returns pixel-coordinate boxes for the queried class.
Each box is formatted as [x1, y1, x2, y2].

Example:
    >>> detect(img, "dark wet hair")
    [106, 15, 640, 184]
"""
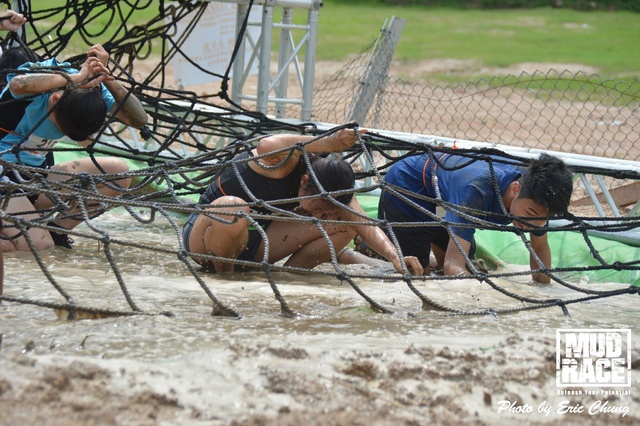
[518, 153, 573, 216]
[302, 153, 355, 205]
[0, 46, 37, 87]
[54, 87, 107, 141]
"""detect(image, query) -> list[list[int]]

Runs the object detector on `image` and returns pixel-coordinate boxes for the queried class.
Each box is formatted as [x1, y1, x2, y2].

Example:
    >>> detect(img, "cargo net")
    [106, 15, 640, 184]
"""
[0, 0, 639, 319]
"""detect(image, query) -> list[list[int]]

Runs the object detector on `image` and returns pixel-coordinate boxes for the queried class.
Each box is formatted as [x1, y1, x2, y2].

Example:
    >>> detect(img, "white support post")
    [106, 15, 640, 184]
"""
[231, 3, 249, 107]
[214, 0, 322, 119]
[275, 7, 293, 118]
[301, 6, 319, 120]
[256, 4, 274, 114]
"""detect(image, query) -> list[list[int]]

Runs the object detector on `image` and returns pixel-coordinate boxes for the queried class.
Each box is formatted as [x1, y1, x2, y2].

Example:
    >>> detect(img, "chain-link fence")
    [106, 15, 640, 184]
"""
[313, 42, 639, 162]
[311, 40, 640, 213]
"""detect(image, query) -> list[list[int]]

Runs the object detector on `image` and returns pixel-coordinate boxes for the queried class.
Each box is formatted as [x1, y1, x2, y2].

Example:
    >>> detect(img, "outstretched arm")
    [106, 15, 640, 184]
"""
[529, 233, 551, 284]
[87, 45, 147, 128]
[349, 198, 424, 275]
[255, 127, 366, 178]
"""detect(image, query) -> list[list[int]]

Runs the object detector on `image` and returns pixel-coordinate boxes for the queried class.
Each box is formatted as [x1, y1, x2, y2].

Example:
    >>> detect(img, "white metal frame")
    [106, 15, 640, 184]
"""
[214, 0, 322, 120]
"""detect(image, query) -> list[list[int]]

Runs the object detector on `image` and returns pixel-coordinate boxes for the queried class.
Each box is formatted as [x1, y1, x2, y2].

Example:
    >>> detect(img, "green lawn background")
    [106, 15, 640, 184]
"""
[39, 1, 640, 80]
[317, 2, 639, 78]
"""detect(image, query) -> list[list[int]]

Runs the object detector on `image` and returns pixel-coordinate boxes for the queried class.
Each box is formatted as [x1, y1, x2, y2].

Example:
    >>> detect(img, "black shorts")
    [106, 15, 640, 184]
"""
[378, 191, 451, 269]
[1, 163, 49, 203]
[378, 192, 477, 268]
[182, 212, 266, 264]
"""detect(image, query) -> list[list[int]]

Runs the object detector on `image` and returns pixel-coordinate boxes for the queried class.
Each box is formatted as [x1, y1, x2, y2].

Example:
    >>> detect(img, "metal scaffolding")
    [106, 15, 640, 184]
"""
[214, 0, 323, 120]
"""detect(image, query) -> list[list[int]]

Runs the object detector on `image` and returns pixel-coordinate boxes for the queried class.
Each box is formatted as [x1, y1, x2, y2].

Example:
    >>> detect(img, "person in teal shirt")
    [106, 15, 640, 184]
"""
[0, 44, 147, 251]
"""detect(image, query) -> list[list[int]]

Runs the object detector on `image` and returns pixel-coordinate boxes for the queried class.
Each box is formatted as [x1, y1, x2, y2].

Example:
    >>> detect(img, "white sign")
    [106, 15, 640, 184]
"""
[556, 328, 632, 387]
[169, 2, 261, 87]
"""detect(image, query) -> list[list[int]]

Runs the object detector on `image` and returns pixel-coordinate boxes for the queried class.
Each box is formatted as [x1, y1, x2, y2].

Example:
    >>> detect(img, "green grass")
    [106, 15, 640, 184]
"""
[314, 3, 639, 78]
[486, 74, 640, 106]
[31, 0, 159, 51]
[26, 2, 640, 79]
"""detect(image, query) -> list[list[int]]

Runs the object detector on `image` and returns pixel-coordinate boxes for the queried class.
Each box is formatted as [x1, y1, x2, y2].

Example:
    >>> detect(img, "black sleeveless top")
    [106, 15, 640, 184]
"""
[198, 150, 303, 220]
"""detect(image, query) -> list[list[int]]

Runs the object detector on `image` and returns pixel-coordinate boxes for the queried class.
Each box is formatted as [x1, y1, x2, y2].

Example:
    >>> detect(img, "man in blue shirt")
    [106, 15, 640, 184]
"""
[378, 152, 573, 283]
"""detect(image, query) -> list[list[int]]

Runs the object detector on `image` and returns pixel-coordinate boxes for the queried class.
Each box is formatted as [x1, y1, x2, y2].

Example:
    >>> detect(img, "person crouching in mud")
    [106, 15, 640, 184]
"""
[182, 127, 423, 275]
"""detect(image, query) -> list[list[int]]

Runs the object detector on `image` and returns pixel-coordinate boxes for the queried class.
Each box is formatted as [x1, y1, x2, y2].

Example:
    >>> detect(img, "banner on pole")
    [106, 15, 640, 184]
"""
[169, 3, 261, 87]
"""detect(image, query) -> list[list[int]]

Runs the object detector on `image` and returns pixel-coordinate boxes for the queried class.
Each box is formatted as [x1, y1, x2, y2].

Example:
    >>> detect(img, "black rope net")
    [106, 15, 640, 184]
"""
[0, 0, 638, 320]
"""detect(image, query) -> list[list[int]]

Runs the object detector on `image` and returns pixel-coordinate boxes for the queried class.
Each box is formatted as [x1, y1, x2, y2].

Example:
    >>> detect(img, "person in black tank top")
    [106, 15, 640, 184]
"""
[182, 127, 423, 275]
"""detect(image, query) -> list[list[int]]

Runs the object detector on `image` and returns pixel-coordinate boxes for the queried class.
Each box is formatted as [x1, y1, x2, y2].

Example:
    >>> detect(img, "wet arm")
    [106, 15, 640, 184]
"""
[103, 78, 147, 129]
[85, 43, 147, 128]
[303, 127, 366, 154]
[256, 128, 366, 175]
[9, 72, 85, 96]
[443, 236, 472, 277]
[350, 200, 423, 275]
[9, 57, 109, 96]
[529, 233, 551, 284]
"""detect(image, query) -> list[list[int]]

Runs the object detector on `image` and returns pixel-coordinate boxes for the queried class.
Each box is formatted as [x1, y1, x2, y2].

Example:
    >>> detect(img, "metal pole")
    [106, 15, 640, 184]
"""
[275, 7, 293, 118]
[346, 17, 406, 125]
[256, 4, 274, 114]
[301, 7, 319, 121]
[231, 3, 249, 106]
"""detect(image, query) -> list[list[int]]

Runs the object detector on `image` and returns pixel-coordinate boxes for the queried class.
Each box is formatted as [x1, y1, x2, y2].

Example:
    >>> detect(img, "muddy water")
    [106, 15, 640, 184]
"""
[1, 211, 638, 425]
